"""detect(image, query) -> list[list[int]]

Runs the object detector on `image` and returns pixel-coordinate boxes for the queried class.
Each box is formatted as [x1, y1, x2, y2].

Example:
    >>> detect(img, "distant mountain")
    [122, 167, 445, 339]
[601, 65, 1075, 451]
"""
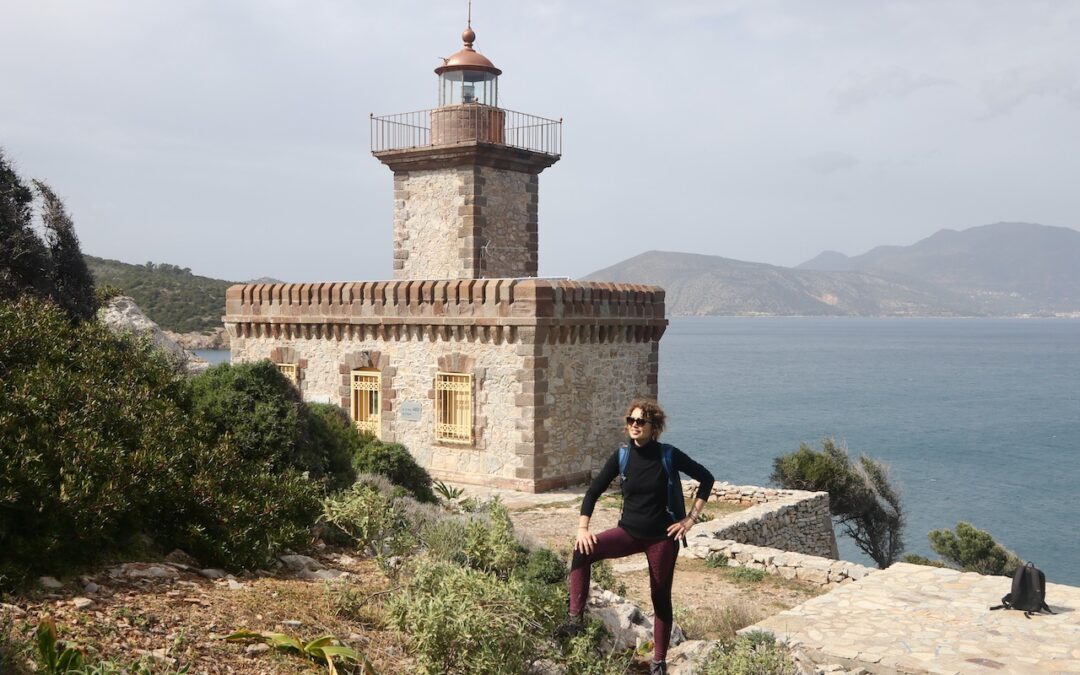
[582, 251, 974, 317]
[582, 223, 1080, 317]
[797, 222, 1080, 314]
[86, 256, 233, 333]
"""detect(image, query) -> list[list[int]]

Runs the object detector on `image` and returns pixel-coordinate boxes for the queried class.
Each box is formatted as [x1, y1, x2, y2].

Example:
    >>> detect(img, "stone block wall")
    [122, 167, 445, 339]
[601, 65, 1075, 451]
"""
[684, 482, 839, 559]
[224, 278, 667, 491]
[686, 540, 875, 587]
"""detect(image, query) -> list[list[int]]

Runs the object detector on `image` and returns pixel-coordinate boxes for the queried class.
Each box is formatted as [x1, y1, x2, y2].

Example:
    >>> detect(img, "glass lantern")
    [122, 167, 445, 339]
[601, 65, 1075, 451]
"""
[439, 70, 498, 107]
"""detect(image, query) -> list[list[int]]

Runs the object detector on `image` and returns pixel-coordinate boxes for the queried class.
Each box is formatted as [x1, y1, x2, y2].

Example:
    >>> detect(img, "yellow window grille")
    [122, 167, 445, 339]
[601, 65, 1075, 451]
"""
[275, 363, 299, 384]
[435, 372, 473, 444]
[351, 369, 381, 436]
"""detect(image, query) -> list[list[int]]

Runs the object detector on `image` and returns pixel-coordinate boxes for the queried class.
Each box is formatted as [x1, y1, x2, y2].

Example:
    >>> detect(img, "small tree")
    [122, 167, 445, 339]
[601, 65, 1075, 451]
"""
[0, 149, 53, 302]
[772, 438, 905, 568]
[34, 180, 98, 321]
[927, 522, 1021, 577]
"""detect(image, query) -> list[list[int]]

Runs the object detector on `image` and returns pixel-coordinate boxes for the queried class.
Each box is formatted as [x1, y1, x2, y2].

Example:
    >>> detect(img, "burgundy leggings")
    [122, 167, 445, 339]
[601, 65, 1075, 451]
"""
[569, 527, 678, 662]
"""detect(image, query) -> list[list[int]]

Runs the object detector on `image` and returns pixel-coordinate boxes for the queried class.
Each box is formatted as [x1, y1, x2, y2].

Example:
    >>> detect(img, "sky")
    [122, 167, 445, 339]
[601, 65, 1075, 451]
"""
[2, 0, 1079, 282]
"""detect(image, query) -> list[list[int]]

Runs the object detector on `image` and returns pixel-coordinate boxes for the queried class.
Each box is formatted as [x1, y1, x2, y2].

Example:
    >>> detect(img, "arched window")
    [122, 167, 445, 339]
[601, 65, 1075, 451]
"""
[435, 371, 473, 444]
[351, 368, 381, 436]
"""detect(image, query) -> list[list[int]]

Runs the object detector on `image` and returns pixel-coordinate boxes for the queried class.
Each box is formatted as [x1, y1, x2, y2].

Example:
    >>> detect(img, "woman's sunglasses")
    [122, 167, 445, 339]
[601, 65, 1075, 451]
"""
[625, 416, 652, 427]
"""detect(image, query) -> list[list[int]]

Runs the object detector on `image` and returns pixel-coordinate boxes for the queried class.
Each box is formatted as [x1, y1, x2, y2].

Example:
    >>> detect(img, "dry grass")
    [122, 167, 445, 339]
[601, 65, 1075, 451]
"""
[0, 554, 413, 674]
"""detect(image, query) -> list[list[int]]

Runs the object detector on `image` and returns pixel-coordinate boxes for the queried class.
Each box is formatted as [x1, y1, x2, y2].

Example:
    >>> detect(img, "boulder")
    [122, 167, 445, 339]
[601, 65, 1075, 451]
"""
[587, 587, 686, 653]
[98, 296, 209, 374]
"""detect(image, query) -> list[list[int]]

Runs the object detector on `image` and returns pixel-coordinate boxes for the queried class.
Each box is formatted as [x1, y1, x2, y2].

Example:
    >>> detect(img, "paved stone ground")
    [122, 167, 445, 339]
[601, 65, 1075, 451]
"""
[750, 562, 1080, 674]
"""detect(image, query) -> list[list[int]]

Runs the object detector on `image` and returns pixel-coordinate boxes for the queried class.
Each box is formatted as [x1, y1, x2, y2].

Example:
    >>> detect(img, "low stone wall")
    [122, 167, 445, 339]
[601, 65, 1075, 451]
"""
[686, 539, 874, 587]
[684, 482, 840, 560]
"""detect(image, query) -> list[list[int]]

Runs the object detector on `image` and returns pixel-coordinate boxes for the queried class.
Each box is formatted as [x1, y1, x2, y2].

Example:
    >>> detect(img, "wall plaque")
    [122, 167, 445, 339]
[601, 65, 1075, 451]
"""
[400, 401, 422, 422]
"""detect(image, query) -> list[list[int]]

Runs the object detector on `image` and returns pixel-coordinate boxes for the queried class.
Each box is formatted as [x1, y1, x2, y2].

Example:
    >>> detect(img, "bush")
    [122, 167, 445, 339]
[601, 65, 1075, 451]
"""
[518, 548, 567, 585]
[388, 558, 562, 675]
[901, 554, 946, 568]
[352, 434, 436, 503]
[730, 567, 766, 583]
[189, 362, 354, 491]
[561, 618, 630, 675]
[0, 298, 327, 582]
[0, 297, 196, 585]
[321, 476, 417, 562]
[927, 522, 1021, 576]
[772, 438, 904, 568]
[702, 633, 796, 675]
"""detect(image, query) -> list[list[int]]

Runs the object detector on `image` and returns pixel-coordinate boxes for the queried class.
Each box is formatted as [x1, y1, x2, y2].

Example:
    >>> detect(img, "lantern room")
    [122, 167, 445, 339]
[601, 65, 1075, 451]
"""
[435, 26, 501, 107]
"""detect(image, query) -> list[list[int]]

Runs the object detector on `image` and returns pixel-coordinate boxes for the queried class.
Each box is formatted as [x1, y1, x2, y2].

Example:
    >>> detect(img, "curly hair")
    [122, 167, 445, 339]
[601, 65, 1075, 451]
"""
[624, 398, 667, 438]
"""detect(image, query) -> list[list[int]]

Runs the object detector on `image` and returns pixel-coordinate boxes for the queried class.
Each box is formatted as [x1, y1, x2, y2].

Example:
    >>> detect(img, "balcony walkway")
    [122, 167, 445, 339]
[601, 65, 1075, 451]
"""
[750, 562, 1080, 674]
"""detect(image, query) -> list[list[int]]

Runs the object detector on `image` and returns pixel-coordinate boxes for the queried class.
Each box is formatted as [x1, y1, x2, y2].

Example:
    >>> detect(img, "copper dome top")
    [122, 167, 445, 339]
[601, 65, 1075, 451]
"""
[435, 26, 502, 76]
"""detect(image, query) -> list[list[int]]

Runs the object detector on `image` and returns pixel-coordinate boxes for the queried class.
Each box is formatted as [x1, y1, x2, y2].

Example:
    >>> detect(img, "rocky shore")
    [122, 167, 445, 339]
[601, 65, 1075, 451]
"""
[164, 326, 228, 350]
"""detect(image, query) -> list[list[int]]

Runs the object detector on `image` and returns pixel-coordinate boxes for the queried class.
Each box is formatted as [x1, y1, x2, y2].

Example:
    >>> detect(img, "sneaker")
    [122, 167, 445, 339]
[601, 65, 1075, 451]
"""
[554, 613, 585, 638]
[649, 659, 667, 675]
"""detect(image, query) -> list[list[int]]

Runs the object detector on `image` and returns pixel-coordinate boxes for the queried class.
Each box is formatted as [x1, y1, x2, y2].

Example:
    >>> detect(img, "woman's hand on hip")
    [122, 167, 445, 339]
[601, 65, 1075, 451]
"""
[667, 516, 694, 540]
[574, 528, 597, 554]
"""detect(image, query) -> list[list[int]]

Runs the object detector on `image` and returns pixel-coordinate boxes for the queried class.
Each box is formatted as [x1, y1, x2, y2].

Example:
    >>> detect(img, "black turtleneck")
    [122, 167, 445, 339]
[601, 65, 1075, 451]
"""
[580, 439, 716, 539]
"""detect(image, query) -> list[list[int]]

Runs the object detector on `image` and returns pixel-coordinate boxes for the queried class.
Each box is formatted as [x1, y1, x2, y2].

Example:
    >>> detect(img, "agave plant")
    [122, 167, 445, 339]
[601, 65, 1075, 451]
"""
[225, 630, 375, 674]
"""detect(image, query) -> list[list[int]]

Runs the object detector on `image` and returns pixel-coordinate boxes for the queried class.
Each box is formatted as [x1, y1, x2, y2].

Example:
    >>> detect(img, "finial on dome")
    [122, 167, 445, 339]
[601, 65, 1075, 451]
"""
[463, 1, 475, 48]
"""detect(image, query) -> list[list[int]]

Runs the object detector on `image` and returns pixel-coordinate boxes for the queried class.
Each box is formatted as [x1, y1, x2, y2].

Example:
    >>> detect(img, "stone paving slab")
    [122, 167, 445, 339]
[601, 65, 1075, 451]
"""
[749, 562, 1080, 674]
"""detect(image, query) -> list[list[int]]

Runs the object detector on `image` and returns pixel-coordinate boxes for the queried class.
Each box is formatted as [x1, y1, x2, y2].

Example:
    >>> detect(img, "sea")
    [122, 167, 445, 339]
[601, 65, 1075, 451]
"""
[196, 317, 1080, 585]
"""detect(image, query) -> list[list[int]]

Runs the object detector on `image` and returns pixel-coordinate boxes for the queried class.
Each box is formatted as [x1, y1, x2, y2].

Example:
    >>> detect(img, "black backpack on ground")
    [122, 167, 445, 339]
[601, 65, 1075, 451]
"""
[990, 562, 1053, 618]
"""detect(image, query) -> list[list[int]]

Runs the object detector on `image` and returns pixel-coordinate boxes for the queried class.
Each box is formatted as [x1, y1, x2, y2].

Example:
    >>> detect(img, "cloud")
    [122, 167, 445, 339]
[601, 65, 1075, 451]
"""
[979, 64, 1080, 117]
[832, 66, 954, 113]
[803, 151, 859, 175]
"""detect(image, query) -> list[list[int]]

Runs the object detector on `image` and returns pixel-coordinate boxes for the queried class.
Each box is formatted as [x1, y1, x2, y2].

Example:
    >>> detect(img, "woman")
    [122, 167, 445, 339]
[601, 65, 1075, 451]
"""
[563, 398, 715, 675]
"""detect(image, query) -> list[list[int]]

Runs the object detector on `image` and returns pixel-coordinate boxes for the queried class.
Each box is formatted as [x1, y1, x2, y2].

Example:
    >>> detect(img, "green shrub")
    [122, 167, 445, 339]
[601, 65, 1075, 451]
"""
[590, 559, 627, 597]
[561, 618, 630, 675]
[0, 298, 326, 581]
[705, 553, 730, 569]
[900, 554, 946, 568]
[351, 433, 436, 503]
[320, 476, 417, 562]
[772, 438, 904, 568]
[730, 567, 766, 583]
[189, 362, 353, 491]
[460, 499, 525, 578]
[0, 298, 195, 585]
[702, 633, 796, 675]
[518, 548, 567, 585]
[388, 558, 562, 675]
[927, 522, 1021, 576]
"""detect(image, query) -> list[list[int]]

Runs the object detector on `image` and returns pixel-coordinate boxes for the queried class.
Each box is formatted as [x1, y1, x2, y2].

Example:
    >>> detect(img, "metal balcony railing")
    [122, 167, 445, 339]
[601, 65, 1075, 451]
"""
[370, 107, 562, 157]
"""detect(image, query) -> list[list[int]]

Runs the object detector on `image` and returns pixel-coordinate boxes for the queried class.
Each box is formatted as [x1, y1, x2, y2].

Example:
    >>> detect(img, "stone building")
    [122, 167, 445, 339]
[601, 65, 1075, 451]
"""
[224, 23, 667, 491]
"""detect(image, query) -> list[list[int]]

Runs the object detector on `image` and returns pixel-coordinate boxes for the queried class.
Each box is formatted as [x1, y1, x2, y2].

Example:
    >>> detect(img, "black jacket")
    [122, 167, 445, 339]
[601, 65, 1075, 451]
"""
[580, 439, 715, 539]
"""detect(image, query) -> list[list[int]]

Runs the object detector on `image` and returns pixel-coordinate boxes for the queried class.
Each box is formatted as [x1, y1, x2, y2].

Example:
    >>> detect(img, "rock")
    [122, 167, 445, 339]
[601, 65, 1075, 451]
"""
[84, 582, 101, 594]
[39, 576, 64, 589]
[586, 587, 685, 653]
[278, 554, 324, 572]
[165, 549, 200, 567]
[299, 568, 346, 581]
[98, 296, 209, 374]
[71, 597, 94, 610]
[199, 568, 228, 580]
[227, 579, 246, 591]
[667, 639, 720, 674]
[281, 620, 302, 629]
[115, 564, 180, 580]
[148, 648, 176, 666]
[334, 553, 358, 566]
[245, 643, 271, 655]
[0, 603, 26, 616]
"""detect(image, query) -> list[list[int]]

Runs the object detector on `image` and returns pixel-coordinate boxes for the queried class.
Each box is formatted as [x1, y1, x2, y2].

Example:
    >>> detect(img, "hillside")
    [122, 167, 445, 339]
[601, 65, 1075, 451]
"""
[85, 256, 234, 333]
[798, 222, 1080, 314]
[584, 223, 1080, 317]
[582, 251, 975, 317]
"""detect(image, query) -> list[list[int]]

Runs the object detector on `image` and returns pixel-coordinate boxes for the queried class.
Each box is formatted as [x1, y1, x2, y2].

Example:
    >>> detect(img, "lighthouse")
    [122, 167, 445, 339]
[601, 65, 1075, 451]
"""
[372, 23, 561, 280]
[225, 20, 666, 492]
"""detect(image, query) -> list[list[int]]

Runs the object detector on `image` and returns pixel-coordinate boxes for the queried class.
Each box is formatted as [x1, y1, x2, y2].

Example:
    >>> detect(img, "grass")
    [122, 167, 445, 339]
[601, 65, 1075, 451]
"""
[675, 602, 768, 642]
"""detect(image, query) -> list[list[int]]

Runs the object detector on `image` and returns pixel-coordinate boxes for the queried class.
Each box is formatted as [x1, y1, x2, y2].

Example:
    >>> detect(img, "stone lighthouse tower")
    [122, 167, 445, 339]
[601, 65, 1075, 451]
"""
[225, 20, 666, 492]
[372, 22, 560, 280]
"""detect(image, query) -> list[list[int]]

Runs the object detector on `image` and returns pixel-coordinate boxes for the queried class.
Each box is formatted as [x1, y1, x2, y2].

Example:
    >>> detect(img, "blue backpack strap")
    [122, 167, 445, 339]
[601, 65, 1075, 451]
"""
[661, 443, 687, 522]
[618, 445, 629, 481]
